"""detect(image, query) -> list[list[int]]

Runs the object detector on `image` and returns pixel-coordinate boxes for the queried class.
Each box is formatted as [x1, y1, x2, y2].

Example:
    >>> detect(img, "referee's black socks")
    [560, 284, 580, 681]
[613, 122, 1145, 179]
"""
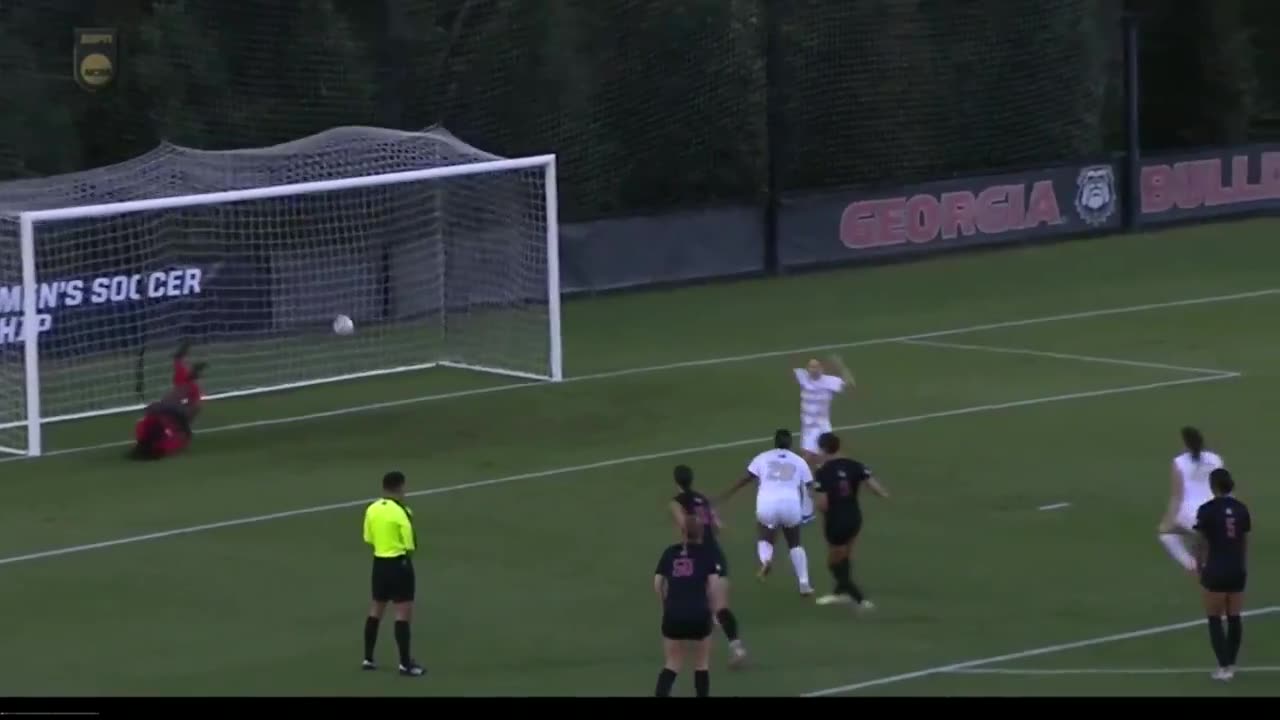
[363, 617, 380, 662]
[394, 620, 413, 667]
[655, 668, 677, 697]
[715, 609, 740, 642]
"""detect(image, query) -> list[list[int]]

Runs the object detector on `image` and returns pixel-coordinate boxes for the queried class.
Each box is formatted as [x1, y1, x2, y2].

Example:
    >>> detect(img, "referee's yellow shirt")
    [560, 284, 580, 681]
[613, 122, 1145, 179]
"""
[363, 498, 416, 558]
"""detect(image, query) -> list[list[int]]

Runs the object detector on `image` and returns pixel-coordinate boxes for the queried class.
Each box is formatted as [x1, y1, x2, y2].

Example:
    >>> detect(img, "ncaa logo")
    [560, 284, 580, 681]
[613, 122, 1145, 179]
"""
[1074, 165, 1116, 227]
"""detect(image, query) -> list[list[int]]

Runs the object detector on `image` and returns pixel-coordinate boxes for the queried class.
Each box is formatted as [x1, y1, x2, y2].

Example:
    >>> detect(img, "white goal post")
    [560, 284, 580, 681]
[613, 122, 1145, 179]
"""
[0, 128, 561, 458]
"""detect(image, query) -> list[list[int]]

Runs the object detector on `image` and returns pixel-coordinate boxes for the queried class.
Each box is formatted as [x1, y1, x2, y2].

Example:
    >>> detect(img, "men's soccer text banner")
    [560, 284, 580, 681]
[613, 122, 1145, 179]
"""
[0, 269, 203, 346]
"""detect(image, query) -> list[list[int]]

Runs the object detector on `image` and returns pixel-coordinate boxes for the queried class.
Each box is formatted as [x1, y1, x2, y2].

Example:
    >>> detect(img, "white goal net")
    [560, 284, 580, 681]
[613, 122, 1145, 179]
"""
[0, 126, 561, 457]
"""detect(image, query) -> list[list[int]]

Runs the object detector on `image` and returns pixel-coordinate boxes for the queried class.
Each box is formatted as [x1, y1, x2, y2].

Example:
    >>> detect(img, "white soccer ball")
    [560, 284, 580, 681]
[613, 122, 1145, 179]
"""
[332, 314, 355, 336]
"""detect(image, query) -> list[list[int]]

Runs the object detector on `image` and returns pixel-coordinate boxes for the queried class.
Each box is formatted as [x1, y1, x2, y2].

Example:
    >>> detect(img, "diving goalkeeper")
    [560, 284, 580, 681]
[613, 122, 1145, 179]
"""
[130, 343, 207, 460]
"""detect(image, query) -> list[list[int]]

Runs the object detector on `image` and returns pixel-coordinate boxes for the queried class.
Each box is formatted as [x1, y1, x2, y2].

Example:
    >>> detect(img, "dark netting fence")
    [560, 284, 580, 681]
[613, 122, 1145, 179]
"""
[0, 0, 1275, 221]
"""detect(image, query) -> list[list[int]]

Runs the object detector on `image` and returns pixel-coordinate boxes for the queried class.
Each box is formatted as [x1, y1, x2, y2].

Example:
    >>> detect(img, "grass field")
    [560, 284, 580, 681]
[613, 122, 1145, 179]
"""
[1, 220, 1277, 697]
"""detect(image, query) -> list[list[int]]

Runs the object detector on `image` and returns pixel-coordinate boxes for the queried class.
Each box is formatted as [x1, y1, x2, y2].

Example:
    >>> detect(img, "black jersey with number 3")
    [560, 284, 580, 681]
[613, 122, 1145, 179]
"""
[1195, 496, 1251, 577]
[815, 458, 870, 518]
[655, 542, 721, 617]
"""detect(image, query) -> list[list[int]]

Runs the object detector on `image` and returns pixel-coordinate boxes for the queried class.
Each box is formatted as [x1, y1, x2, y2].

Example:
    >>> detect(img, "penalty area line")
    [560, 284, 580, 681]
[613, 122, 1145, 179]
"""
[947, 666, 1280, 676]
[0, 371, 1240, 567]
[801, 606, 1280, 696]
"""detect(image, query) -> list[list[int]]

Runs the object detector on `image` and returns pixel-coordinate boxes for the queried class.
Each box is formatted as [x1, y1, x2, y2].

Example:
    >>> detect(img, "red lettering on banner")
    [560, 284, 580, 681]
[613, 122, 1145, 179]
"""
[1141, 152, 1280, 215]
[840, 181, 1063, 249]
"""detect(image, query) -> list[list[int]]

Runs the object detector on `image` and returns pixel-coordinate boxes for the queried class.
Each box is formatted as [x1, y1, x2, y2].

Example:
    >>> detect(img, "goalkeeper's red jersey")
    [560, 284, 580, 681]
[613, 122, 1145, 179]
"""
[134, 410, 189, 456]
[173, 359, 202, 404]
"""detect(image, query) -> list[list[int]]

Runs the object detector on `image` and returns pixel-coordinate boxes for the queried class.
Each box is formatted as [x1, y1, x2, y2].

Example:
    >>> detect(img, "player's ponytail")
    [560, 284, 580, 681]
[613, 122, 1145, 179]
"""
[1181, 426, 1204, 462]
[682, 513, 704, 544]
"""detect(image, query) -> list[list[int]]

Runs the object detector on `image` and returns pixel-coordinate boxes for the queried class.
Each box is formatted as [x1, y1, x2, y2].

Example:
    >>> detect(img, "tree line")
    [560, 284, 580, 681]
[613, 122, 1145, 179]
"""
[0, 0, 1274, 221]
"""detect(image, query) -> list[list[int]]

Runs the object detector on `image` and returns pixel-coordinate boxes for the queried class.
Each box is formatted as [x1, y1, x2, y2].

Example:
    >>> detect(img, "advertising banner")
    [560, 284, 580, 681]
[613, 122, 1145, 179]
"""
[778, 162, 1122, 268]
[1138, 145, 1280, 224]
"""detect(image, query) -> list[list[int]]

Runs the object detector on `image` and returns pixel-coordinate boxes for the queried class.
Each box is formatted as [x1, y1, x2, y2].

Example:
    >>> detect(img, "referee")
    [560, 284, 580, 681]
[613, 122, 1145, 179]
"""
[362, 471, 425, 677]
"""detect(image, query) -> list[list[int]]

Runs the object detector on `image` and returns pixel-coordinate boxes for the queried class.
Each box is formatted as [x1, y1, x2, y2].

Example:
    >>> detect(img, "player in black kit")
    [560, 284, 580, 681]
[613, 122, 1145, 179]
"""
[669, 465, 748, 667]
[1193, 467, 1251, 681]
[653, 513, 720, 698]
[812, 432, 888, 609]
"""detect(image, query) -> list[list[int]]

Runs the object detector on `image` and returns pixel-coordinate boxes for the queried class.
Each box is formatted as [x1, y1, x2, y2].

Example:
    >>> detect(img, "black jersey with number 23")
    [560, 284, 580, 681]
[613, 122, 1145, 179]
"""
[655, 542, 721, 618]
[1195, 495, 1251, 591]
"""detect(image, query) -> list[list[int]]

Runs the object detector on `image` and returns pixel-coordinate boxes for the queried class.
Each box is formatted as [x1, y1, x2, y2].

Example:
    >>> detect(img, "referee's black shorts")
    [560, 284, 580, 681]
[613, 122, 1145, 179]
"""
[662, 611, 713, 641]
[371, 555, 415, 603]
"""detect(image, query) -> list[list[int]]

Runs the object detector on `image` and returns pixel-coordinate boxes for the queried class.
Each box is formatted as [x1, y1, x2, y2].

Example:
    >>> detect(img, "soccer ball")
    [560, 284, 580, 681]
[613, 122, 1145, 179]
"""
[332, 314, 355, 336]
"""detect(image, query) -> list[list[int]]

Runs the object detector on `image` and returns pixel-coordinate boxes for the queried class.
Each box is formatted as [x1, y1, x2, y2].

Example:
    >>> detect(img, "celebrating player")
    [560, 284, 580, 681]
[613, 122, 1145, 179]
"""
[1193, 468, 1251, 682]
[129, 389, 195, 460]
[721, 429, 813, 595]
[172, 341, 207, 420]
[811, 432, 888, 609]
[792, 356, 855, 522]
[653, 513, 720, 698]
[1158, 427, 1224, 572]
[669, 465, 747, 668]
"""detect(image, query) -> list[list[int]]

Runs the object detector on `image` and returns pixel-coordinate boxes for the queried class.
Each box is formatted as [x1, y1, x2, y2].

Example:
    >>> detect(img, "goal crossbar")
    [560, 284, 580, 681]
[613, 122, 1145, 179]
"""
[5, 151, 562, 457]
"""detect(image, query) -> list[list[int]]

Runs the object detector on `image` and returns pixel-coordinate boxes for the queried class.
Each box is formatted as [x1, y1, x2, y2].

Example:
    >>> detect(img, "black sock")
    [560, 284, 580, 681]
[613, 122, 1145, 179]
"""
[363, 616, 380, 662]
[1226, 615, 1243, 666]
[393, 620, 412, 667]
[694, 669, 710, 697]
[834, 558, 865, 602]
[1206, 616, 1229, 667]
[655, 668, 677, 697]
[715, 609, 740, 642]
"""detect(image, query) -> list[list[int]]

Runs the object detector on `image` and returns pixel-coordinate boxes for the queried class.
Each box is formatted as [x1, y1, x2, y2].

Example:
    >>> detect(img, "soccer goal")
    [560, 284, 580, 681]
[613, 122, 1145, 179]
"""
[0, 127, 562, 458]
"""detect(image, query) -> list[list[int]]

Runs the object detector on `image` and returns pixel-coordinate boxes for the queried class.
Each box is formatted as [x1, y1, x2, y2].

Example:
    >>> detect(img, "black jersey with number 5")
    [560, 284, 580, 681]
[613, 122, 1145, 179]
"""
[655, 542, 720, 617]
[1195, 496, 1251, 576]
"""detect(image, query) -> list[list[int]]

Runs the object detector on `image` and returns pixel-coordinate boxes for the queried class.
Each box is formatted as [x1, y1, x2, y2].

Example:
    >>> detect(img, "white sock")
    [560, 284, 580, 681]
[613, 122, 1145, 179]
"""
[1159, 533, 1196, 570]
[757, 540, 774, 566]
[789, 546, 810, 587]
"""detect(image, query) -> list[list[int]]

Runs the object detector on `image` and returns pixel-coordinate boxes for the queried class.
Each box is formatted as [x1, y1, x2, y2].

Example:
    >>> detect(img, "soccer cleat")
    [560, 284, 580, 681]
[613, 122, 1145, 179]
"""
[857, 599, 877, 613]
[399, 662, 426, 677]
[361, 659, 377, 671]
[1211, 667, 1233, 682]
[798, 583, 814, 597]
[816, 593, 853, 606]
[756, 562, 771, 581]
[728, 642, 748, 669]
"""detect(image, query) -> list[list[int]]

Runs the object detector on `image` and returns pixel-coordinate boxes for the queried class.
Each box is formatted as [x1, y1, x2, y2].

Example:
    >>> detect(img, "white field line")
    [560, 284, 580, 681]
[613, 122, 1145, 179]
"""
[1037, 502, 1072, 511]
[0, 372, 1239, 567]
[801, 605, 1280, 696]
[1, 287, 1274, 465]
[947, 666, 1280, 676]
[901, 339, 1240, 377]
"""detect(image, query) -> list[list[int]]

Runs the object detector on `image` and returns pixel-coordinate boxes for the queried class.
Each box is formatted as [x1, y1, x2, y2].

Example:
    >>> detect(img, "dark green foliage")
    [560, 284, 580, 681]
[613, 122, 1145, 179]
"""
[0, 0, 1272, 218]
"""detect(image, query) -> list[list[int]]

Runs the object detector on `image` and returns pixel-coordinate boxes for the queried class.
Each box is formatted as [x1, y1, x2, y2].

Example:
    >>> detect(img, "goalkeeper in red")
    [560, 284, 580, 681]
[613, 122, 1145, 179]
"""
[130, 342, 207, 460]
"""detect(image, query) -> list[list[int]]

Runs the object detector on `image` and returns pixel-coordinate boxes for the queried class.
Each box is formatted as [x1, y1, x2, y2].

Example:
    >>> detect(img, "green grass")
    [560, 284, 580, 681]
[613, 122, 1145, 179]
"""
[1, 220, 1278, 696]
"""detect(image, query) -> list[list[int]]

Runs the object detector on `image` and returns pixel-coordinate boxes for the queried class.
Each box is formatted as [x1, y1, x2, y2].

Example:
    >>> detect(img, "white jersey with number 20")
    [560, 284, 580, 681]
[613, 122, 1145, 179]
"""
[748, 448, 812, 529]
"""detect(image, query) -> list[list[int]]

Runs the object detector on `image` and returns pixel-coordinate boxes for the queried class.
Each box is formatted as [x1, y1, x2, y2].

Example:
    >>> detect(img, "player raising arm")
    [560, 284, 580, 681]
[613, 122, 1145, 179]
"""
[793, 356, 855, 521]
[811, 432, 887, 610]
[1159, 427, 1223, 572]
[720, 429, 813, 596]
[172, 341, 208, 420]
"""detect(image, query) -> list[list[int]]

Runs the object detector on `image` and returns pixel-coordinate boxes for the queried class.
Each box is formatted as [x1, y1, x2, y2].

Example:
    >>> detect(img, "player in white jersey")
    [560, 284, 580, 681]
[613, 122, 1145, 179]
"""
[1158, 426, 1225, 572]
[793, 357, 856, 522]
[720, 429, 814, 595]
